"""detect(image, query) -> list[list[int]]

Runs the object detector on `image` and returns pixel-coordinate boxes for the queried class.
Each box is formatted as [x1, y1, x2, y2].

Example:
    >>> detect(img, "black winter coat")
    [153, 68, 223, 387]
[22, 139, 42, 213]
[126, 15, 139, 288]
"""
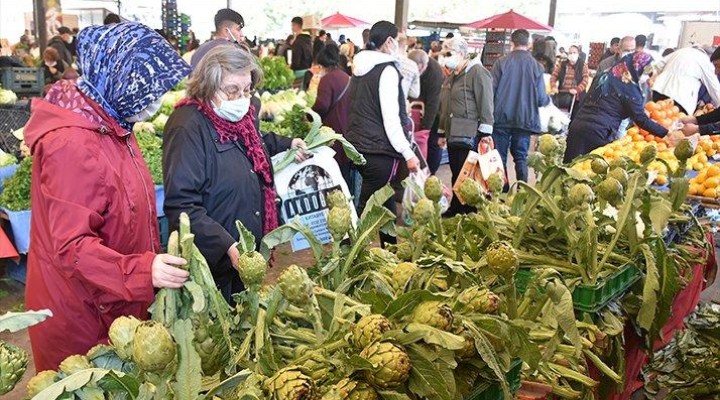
[162, 105, 292, 296]
[47, 36, 73, 67]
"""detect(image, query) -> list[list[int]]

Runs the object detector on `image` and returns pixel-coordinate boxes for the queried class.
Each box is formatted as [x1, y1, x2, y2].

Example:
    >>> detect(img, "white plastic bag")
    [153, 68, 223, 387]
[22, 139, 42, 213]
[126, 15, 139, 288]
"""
[402, 169, 449, 225]
[539, 102, 571, 133]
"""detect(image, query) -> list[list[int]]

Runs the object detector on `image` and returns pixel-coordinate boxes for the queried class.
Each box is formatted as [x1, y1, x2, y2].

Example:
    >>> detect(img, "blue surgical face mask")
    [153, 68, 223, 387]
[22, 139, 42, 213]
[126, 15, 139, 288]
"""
[213, 96, 251, 122]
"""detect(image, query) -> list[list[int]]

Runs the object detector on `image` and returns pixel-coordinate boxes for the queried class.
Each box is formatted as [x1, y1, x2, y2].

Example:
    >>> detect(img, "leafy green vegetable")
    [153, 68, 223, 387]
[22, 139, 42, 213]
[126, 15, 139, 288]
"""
[0, 156, 32, 211]
[258, 57, 296, 91]
[135, 131, 163, 184]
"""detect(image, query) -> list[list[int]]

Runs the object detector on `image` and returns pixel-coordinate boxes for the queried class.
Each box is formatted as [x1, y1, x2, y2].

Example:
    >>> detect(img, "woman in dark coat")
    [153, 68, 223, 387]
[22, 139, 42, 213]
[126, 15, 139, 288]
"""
[163, 45, 306, 302]
[564, 52, 669, 163]
[312, 44, 351, 183]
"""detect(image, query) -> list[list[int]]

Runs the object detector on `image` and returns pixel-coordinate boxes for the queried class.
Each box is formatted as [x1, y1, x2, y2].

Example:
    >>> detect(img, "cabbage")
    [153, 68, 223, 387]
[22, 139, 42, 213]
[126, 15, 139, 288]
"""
[0, 89, 17, 105]
[152, 114, 169, 134]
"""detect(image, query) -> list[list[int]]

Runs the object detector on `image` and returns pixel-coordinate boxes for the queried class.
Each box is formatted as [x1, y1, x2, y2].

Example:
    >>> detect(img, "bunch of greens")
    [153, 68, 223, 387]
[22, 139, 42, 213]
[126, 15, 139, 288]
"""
[0, 156, 32, 211]
[257, 57, 295, 91]
[135, 130, 163, 185]
[0, 151, 17, 168]
[260, 104, 312, 139]
[0, 309, 52, 395]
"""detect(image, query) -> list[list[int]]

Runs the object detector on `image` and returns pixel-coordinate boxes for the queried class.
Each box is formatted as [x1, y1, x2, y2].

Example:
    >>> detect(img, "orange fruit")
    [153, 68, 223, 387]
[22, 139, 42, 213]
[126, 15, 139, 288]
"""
[707, 165, 720, 177]
[671, 106, 680, 115]
[645, 102, 660, 112]
[627, 126, 640, 136]
[689, 184, 701, 195]
[651, 110, 666, 121]
[697, 170, 708, 184]
[698, 154, 709, 163]
[709, 148, 717, 157]
[703, 188, 718, 198]
[657, 143, 668, 151]
[694, 162, 705, 171]
[705, 177, 720, 189]
[655, 175, 668, 186]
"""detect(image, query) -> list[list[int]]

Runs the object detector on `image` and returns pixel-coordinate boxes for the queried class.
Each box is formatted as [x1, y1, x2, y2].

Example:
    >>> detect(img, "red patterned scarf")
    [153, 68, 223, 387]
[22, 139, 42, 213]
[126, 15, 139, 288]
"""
[176, 98, 279, 234]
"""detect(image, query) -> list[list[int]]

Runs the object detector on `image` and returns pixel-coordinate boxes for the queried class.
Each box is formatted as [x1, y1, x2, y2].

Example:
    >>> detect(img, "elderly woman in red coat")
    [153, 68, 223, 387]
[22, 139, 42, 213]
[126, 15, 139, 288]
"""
[24, 22, 191, 371]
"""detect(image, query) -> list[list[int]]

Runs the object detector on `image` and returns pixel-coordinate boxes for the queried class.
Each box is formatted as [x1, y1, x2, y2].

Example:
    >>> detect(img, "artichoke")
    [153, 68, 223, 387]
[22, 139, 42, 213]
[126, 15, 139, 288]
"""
[596, 177, 624, 206]
[298, 352, 333, 381]
[326, 190, 349, 210]
[609, 157, 629, 170]
[528, 152, 546, 171]
[192, 313, 229, 376]
[591, 158, 609, 175]
[108, 315, 141, 361]
[359, 342, 411, 388]
[26, 370, 57, 398]
[0, 341, 28, 395]
[58, 355, 92, 376]
[265, 366, 316, 400]
[278, 265, 313, 307]
[608, 168, 628, 188]
[411, 301, 454, 331]
[328, 206, 352, 240]
[456, 329, 477, 359]
[390, 262, 418, 290]
[569, 183, 595, 207]
[485, 240, 519, 276]
[412, 198, 435, 225]
[352, 314, 394, 349]
[487, 172, 504, 194]
[674, 139, 694, 162]
[132, 321, 176, 372]
[395, 242, 413, 261]
[238, 251, 267, 287]
[457, 286, 500, 314]
[330, 378, 379, 400]
[457, 179, 484, 206]
[639, 145, 657, 164]
[538, 134, 560, 157]
[424, 176, 443, 203]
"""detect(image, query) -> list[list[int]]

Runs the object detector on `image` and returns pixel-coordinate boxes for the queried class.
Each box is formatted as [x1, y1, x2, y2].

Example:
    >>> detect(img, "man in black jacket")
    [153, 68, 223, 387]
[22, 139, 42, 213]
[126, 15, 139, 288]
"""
[286, 16, 313, 71]
[409, 49, 445, 174]
[47, 26, 73, 67]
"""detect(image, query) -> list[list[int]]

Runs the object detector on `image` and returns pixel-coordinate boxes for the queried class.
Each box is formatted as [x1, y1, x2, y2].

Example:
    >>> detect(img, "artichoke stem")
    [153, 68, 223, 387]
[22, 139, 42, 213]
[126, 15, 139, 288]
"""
[309, 295, 325, 341]
[506, 276, 518, 320]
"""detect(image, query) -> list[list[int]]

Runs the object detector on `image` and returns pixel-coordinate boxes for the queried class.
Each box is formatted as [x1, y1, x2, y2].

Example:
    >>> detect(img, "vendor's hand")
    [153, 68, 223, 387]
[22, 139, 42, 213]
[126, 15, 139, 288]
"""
[152, 254, 189, 289]
[437, 137, 447, 148]
[291, 138, 307, 150]
[568, 88, 577, 95]
[680, 116, 698, 125]
[406, 156, 420, 173]
[664, 131, 685, 148]
[681, 123, 699, 136]
[228, 243, 240, 269]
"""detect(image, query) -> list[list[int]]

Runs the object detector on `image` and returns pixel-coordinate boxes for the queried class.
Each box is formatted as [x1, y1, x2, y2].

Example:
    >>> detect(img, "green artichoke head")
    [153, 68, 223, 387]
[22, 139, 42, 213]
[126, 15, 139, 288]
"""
[458, 179, 484, 206]
[674, 139, 694, 162]
[238, 251, 268, 287]
[278, 265, 314, 307]
[108, 315, 141, 361]
[328, 206, 352, 241]
[485, 240, 519, 276]
[412, 198, 436, 225]
[265, 366, 316, 400]
[0, 341, 28, 395]
[538, 134, 560, 157]
[192, 314, 229, 376]
[457, 286, 500, 314]
[608, 167, 629, 188]
[411, 301, 454, 331]
[332, 378, 379, 400]
[359, 342, 411, 388]
[394, 242, 413, 262]
[26, 370, 57, 398]
[132, 321, 176, 372]
[596, 177, 624, 206]
[352, 314, 394, 349]
[568, 183, 595, 208]
[326, 190, 349, 210]
[391, 262, 419, 291]
[424, 176, 443, 203]
[639, 144, 657, 164]
[591, 158, 609, 175]
[58, 354, 92, 376]
[487, 172, 504, 195]
[455, 329, 477, 360]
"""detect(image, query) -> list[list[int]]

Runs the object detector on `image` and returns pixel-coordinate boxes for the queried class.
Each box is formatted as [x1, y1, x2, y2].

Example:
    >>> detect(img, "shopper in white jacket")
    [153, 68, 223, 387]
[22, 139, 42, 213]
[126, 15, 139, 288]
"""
[651, 46, 720, 115]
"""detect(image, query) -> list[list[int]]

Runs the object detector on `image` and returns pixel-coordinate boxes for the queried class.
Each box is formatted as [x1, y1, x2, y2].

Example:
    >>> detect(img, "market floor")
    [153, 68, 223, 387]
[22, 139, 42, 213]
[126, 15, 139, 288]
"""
[2, 161, 719, 400]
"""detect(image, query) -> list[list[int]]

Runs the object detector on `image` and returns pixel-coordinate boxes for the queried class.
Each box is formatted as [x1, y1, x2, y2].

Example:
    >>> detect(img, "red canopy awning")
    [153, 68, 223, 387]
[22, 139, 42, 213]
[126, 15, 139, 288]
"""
[321, 12, 369, 29]
[464, 9, 552, 31]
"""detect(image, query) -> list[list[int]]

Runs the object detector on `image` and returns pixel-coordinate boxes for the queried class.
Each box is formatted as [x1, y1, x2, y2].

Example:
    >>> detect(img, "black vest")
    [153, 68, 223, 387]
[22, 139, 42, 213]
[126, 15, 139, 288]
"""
[557, 58, 585, 89]
[346, 62, 410, 159]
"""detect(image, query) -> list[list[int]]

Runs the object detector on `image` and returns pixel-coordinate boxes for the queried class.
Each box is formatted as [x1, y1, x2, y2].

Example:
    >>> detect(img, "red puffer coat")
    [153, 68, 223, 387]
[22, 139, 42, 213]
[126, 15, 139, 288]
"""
[24, 84, 160, 371]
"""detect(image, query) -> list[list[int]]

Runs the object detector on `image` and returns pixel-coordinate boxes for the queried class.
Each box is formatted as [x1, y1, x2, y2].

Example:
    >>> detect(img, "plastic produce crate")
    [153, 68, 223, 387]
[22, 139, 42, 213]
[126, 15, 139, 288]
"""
[572, 264, 641, 313]
[0, 102, 29, 155]
[466, 358, 523, 400]
[0, 67, 44, 96]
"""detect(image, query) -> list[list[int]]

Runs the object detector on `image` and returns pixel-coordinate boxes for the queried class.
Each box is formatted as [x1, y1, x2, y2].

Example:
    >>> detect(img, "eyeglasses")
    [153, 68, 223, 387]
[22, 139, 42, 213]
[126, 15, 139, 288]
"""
[442, 51, 455, 58]
[220, 84, 254, 100]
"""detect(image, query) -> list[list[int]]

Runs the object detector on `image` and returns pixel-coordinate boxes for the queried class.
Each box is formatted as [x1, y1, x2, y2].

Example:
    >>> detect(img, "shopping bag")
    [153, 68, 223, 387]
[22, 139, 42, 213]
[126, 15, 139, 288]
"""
[452, 140, 506, 205]
[401, 169, 449, 225]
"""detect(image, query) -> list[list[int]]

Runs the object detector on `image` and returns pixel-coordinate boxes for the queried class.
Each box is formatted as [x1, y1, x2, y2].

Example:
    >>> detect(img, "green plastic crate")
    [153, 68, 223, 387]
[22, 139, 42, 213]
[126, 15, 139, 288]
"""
[466, 358, 522, 400]
[0, 67, 44, 96]
[514, 264, 640, 314]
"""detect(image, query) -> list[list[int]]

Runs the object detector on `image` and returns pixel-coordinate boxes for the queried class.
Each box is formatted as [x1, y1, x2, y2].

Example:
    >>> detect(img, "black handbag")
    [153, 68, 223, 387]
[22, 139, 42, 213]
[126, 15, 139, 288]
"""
[447, 73, 478, 149]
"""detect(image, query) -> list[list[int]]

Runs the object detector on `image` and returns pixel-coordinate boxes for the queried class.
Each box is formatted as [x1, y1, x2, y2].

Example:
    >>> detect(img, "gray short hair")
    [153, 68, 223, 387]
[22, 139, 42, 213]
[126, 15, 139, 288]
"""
[187, 45, 262, 102]
[443, 37, 468, 56]
[408, 49, 429, 67]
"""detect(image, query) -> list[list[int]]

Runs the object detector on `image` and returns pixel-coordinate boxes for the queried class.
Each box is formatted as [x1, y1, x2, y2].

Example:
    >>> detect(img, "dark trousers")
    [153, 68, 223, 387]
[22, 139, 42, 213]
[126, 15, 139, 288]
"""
[492, 128, 532, 191]
[426, 117, 442, 175]
[357, 153, 402, 245]
[445, 145, 476, 216]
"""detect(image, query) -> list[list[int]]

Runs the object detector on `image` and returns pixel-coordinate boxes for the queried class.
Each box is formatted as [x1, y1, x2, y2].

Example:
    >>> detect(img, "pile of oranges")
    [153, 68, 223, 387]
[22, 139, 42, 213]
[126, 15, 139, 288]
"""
[689, 164, 720, 198]
[626, 100, 686, 144]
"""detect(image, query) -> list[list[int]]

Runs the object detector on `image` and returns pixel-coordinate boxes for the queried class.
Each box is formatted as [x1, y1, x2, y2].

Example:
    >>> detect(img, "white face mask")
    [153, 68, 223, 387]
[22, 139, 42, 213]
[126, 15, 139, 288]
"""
[443, 54, 461, 70]
[126, 98, 162, 123]
[213, 97, 251, 122]
[226, 28, 239, 44]
[45, 61, 57, 67]
[567, 53, 579, 63]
